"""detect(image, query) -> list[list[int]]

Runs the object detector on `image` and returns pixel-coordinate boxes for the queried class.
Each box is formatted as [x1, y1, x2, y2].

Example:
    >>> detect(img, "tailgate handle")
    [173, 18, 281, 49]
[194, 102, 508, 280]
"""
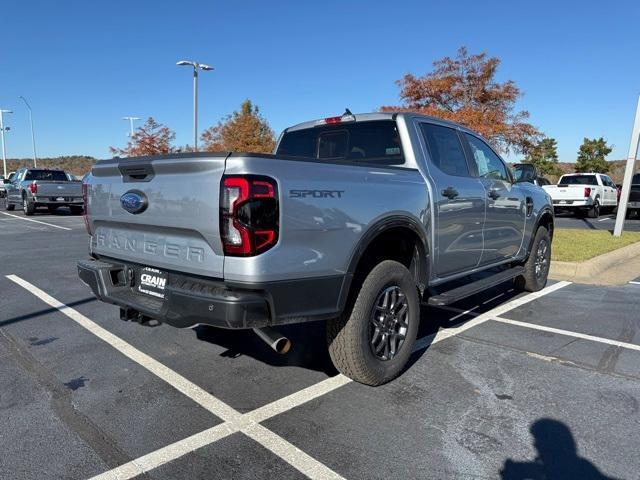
[119, 163, 155, 183]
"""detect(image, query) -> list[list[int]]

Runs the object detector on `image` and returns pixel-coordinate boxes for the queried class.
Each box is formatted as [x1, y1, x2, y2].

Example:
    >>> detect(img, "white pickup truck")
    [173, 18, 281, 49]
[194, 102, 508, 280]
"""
[542, 173, 618, 218]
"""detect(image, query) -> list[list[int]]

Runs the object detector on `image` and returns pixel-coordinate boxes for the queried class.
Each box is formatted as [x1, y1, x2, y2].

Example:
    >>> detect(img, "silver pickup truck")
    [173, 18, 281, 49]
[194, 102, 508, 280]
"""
[78, 112, 554, 385]
[2, 168, 83, 215]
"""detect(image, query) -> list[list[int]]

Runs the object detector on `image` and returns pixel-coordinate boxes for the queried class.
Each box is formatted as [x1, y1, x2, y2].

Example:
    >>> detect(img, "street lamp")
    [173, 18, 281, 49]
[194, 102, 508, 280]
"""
[18, 96, 38, 168]
[122, 116, 141, 137]
[176, 60, 214, 152]
[0, 109, 13, 179]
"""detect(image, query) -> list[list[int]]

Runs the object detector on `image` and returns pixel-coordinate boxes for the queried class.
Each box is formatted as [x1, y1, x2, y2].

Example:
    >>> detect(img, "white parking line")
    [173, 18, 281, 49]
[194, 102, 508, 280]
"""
[598, 216, 614, 222]
[429, 304, 480, 317]
[492, 316, 640, 351]
[482, 293, 504, 305]
[0, 211, 72, 230]
[629, 281, 640, 285]
[448, 306, 479, 321]
[7, 274, 346, 480]
[412, 281, 572, 352]
[7, 275, 571, 480]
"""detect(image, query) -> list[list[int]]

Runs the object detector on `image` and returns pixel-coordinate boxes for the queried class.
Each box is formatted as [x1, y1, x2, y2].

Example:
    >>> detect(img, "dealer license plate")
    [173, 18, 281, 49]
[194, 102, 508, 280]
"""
[137, 267, 168, 299]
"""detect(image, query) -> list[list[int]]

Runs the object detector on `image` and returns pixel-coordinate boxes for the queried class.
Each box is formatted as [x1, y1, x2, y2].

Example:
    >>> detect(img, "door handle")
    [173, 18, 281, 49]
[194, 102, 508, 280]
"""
[441, 187, 459, 200]
[488, 189, 500, 200]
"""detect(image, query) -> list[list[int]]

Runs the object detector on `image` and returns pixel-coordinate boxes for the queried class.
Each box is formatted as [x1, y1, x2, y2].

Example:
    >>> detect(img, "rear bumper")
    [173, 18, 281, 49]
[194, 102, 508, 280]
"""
[552, 199, 591, 207]
[77, 257, 347, 329]
[33, 196, 83, 205]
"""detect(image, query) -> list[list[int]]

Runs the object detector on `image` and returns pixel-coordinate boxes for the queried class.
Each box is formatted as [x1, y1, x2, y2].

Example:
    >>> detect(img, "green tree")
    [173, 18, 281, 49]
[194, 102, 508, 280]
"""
[575, 137, 612, 173]
[524, 137, 560, 176]
[201, 100, 275, 153]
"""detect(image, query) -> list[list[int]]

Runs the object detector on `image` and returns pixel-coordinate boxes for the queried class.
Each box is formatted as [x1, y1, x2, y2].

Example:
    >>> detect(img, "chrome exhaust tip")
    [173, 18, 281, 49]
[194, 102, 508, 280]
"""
[253, 327, 291, 354]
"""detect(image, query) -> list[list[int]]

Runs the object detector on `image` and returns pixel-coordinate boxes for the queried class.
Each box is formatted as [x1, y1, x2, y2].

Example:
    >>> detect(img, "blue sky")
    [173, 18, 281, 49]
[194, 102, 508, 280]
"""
[0, 0, 638, 161]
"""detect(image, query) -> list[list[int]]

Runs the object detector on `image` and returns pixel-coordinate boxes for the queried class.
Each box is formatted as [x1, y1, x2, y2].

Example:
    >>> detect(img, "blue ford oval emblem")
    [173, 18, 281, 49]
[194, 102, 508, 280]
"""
[120, 190, 148, 214]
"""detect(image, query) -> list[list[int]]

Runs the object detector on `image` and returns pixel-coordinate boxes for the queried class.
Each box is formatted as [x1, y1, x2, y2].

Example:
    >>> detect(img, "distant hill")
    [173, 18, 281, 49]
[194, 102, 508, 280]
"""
[4, 156, 96, 177]
[4, 155, 637, 184]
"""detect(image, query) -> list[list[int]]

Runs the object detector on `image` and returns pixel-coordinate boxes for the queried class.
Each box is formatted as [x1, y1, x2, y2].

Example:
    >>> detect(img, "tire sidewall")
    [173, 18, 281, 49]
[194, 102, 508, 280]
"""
[530, 227, 551, 290]
[351, 261, 420, 383]
[589, 199, 600, 218]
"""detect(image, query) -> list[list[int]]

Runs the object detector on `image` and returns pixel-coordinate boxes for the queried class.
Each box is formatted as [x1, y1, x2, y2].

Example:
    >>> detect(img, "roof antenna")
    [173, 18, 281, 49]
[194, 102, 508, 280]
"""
[344, 108, 353, 116]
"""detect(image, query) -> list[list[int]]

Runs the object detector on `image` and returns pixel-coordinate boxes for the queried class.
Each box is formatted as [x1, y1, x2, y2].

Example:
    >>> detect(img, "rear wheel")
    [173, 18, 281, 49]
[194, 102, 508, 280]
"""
[23, 195, 35, 216]
[587, 199, 600, 218]
[70, 205, 83, 215]
[327, 260, 420, 386]
[515, 226, 551, 292]
[47, 205, 58, 214]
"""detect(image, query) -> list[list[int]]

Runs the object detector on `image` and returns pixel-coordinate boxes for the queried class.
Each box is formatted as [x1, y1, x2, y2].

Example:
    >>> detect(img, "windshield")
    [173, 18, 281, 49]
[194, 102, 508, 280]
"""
[558, 175, 597, 186]
[24, 170, 69, 181]
[633, 173, 640, 185]
[277, 120, 404, 166]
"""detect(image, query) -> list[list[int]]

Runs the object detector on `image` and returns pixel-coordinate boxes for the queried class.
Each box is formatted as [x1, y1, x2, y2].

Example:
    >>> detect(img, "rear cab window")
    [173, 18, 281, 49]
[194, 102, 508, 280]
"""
[558, 175, 598, 186]
[276, 120, 404, 166]
[24, 170, 68, 181]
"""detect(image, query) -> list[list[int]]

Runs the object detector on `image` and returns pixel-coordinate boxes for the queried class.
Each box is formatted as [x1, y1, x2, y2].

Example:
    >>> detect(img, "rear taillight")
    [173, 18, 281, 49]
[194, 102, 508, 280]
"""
[29, 182, 37, 194]
[82, 180, 91, 235]
[584, 187, 591, 198]
[220, 175, 278, 256]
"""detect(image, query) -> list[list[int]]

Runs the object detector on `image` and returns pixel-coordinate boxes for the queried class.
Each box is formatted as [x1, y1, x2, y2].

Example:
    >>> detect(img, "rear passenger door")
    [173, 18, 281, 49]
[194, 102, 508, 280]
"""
[418, 122, 485, 277]
[462, 133, 526, 266]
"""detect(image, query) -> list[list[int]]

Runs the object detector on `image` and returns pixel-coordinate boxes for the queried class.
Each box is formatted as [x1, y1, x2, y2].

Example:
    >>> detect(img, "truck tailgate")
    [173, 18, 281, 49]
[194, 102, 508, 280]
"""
[543, 185, 589, 201]
[35, 181, 82, 197]
[87, 154, 229, 278]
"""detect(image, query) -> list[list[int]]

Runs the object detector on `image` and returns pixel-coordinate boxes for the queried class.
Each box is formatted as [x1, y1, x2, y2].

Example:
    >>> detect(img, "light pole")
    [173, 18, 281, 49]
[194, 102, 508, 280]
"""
[122, 116, 140, 137]
[0, 109, 13, 179]
[18, 96, 37, 168]
[176, 60, 214, 152]
[614, 95, 640, 236]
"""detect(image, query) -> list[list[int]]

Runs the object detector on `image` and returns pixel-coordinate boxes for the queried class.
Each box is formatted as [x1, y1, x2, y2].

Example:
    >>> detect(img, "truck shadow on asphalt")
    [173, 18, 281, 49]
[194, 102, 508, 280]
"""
[193, 304, 465, 377]
[193, 320, 339, 376]
[500, 418, 618, 480]
[193, 281, 523, 378]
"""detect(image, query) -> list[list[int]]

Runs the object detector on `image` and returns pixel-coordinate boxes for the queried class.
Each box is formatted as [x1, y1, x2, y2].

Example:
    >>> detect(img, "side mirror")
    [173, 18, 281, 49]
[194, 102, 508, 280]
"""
[2, 178, 11, 184]
[514, 164, 537, 183]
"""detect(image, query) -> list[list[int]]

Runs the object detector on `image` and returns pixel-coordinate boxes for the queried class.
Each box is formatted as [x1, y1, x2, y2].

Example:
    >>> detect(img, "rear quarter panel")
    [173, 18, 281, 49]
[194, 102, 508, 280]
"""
[223, 156, 430, 283]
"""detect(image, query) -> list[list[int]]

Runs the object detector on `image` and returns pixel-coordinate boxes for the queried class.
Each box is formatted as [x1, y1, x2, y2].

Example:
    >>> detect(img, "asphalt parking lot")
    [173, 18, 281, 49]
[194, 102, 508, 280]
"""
[1, 208, 639, 480]
[554, 209, 640, 231]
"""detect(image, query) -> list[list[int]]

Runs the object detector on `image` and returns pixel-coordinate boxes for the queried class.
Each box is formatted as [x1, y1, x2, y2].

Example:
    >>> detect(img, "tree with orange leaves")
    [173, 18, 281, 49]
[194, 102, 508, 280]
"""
[382, 47, 540, 154]
[201, 100, 275, 154]
[110, 117, 176, 157]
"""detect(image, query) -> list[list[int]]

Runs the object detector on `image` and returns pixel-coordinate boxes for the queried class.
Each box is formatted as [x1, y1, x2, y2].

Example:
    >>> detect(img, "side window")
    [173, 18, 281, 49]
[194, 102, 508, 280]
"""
[464, 134, 509, 181]
[538, 177, 550, 186]
[419, 123, 469, 177]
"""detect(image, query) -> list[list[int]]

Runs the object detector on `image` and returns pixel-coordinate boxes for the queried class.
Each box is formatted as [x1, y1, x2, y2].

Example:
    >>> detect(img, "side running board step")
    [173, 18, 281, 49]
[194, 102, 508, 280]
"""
[427, 266, 525, 306]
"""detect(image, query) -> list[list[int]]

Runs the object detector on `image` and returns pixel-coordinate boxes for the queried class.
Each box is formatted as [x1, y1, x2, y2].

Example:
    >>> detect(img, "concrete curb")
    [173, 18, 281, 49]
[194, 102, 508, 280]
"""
[550, 240, 640, 285]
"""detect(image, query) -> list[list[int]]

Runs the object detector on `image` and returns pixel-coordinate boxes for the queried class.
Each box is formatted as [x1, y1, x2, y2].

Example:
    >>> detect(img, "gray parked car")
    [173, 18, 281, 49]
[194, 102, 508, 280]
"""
[2, 168, 83, 215]
[78, 112, 554, 385]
